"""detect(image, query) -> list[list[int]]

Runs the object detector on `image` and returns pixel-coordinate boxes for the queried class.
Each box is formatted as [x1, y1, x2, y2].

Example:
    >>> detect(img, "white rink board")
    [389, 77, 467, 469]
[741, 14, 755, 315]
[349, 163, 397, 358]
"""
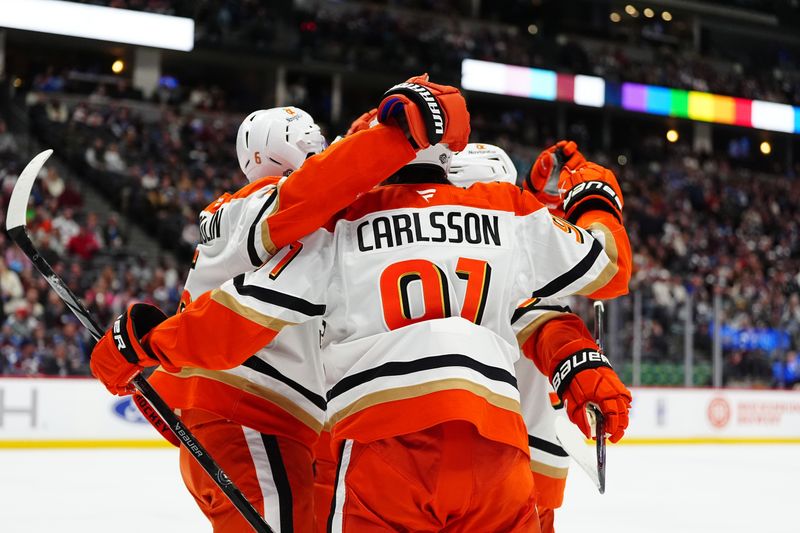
[0, 378, 161, 443]
[2, 379, 800, 443]
[625, 387, 800, 441]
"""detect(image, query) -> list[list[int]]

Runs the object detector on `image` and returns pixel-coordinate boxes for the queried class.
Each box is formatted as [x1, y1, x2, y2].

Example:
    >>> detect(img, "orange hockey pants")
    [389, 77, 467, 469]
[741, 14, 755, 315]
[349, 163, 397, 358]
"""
[313, 431, 339, 533]
[178, 408, 315, 532]
[325, 420, 540, 532]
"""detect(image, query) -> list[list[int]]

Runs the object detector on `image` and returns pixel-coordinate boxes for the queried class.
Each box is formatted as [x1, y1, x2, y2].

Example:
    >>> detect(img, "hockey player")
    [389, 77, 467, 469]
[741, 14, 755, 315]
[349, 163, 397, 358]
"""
[90, 88, 629, 530]
[450, 142, 622, 533]
[127, 76, 469, 533]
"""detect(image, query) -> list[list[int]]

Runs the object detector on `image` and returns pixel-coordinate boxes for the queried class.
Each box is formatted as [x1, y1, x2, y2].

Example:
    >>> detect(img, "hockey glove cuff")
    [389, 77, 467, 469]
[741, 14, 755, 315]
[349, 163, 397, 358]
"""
[559, 162, 624, 225]
[377, 74, 470, 152]
[90, 303, 169, 396]
[552, 349, 632, 443]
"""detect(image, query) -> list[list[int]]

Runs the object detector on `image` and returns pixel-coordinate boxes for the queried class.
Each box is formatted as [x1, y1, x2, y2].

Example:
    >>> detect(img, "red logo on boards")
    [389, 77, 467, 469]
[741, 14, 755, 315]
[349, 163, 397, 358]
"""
[707, 397, 731, 428]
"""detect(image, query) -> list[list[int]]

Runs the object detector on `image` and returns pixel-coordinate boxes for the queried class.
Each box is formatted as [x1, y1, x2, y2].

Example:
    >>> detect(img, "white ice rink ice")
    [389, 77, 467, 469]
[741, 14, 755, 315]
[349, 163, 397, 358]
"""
[1, 444, 798, 532]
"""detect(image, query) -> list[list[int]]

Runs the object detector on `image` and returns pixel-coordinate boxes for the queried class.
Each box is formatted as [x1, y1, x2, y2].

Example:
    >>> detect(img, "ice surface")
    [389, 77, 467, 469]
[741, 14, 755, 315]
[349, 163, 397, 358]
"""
[0, 444, 797, 532]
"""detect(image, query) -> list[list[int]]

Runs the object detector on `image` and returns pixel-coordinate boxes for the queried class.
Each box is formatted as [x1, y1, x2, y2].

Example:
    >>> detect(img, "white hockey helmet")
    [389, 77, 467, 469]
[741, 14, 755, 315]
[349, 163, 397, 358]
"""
[407, 143, 453, 175]
[236, 107, 326, 182]
[448, 143, 518, 187]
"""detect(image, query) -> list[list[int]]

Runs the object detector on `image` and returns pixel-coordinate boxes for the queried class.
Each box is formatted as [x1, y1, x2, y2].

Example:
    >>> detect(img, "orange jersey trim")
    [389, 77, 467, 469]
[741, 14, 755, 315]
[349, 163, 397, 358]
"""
[336, 181, 545, 225]
[532, 469, 568, 509]
[203, 176, 280, 214]
[145, 290, 280, 371]
[330, 389, 529, 456]
[575, 210, 632, 299]
[149, 371, 318, 448]
[521, 313, 598, 377]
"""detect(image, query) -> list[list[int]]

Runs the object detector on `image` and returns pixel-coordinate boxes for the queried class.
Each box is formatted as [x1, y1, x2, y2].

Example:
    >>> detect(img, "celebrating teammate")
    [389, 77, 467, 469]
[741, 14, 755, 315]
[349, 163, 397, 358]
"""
[90, 80, 629, 529]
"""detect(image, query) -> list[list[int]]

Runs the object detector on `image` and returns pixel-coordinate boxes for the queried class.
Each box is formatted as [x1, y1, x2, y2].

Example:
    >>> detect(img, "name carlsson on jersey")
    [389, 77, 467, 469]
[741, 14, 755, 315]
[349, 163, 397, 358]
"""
[357, 211, 501, 251]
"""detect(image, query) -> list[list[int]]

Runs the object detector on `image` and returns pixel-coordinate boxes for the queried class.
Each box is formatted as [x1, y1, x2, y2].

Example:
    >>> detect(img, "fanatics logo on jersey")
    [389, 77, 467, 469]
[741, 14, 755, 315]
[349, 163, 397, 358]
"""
[417, 189, 436, 202]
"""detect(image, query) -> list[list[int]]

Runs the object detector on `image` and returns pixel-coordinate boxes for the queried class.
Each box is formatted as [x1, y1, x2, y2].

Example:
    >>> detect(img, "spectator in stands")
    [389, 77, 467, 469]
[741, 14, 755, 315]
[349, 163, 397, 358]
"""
[0, 120, 18, 156]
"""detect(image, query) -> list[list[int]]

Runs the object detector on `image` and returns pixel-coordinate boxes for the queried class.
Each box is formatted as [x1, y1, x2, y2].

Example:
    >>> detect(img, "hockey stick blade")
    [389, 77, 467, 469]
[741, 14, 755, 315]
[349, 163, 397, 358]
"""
[588, 405, 607, 494]
[554, 415, 602, 492]
[5, 151, 274, 533]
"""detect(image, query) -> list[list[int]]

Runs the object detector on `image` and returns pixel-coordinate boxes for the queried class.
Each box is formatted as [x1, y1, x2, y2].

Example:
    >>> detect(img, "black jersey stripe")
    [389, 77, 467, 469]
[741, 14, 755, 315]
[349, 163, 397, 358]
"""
[233, 274, 326, 317]
[261, 434, 294, 532]
[326, 353, 517, 401]
[531, 239, 604, 298]
[246, 190, 278, 267]
[511, 304, 572, 325]
[528, 434, 569, 457]
[242, 357, 327, 411]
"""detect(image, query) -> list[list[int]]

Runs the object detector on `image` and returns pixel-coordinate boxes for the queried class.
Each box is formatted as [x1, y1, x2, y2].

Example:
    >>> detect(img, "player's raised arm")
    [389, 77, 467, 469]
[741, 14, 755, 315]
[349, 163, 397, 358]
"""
[517, 166, 630, 301]
[526, 142, 632, 299]
[262, 74, 470, 256]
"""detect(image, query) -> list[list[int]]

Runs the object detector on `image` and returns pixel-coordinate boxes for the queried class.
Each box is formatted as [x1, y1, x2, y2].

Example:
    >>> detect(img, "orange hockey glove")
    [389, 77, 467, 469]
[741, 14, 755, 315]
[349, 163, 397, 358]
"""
[90, 303, 170, 396]
[559, 161, 624, 224]
[551, 349, 631, 442]
[377, 74, 470, 151]
[524, 140, 586, 215]
[347, 108, 378, 136]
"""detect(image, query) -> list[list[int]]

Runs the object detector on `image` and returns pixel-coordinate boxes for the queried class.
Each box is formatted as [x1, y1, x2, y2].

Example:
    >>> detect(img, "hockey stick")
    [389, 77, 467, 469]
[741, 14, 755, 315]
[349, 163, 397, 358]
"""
[6, 150, 274, 533]
[551, 303, 607, 494]
[590, 301, 607, 494]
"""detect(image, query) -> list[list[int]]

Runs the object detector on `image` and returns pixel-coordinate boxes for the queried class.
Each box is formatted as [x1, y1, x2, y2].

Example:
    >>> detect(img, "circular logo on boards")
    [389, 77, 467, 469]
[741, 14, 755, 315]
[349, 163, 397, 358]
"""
[707, 397, 731, 428]
[112, 397, 147, 424]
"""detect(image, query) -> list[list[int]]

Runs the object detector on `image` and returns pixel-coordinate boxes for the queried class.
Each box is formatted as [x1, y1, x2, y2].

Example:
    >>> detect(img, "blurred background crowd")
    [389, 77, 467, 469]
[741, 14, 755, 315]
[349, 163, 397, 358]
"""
[1, 0, 799, 389]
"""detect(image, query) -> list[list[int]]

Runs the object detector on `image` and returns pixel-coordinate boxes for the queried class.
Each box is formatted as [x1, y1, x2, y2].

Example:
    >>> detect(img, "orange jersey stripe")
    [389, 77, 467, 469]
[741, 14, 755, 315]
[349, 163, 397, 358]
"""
[330, 389, 529, 456]
[144, 290, 281, 371]
[203, 176, 280, 214]
[337, 181, 545, 225]
[148, 371, 319, 448]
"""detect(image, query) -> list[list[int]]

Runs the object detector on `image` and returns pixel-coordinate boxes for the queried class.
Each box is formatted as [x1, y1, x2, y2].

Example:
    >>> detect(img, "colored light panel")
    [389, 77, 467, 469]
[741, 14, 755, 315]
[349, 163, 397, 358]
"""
[461, 60, 800, 135]
[556, 73, 575, 102]
[506, 64, 536, 98]
[574, 75, 605, 107]
[529, 68, 557, 101]
[461, 59, 507, 96]
[622, 83, 648, 112]
[734, 98, 752, 128]
[688, 91, 716, 122]
[645, 86, 672, 116]
[751, 100, 795, 133]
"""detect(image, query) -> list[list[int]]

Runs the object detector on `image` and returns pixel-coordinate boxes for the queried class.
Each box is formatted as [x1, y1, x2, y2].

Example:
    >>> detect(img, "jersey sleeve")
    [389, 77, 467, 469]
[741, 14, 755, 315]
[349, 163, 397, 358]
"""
[261, 124, 417, 256]
[511, 297, 598, 378]
[518, 205, 630, 301]
[182, 178, 280, 302]
[573, 210, 631, 300]
[181, 123, 416, 303]
[145, 230, 333, 371]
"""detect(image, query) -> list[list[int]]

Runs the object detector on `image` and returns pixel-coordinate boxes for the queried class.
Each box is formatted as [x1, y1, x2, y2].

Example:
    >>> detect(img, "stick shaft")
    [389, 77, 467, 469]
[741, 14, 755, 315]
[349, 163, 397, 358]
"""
[592, 301, 607, 494]
[7, 226, 273, 533]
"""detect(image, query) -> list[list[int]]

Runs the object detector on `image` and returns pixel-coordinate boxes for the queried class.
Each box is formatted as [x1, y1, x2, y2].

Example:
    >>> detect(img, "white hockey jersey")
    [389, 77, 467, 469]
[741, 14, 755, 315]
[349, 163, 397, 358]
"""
[148, 123, 418, 446]
[145, 180, 630, 454]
